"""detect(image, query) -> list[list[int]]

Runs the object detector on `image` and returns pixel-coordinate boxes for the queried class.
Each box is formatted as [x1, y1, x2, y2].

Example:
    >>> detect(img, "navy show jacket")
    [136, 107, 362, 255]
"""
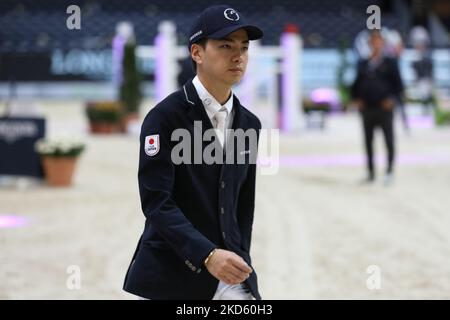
[123, 79, 262, 300]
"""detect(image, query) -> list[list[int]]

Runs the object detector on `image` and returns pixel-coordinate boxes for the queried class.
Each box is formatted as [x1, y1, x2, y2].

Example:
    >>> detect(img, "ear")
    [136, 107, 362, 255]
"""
[191, 44, 203, 65]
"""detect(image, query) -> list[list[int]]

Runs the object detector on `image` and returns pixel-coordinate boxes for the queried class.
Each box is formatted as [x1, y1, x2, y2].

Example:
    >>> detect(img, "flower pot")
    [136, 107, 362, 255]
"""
[41, 156, 78, 187]
[85, 101, 123, 134]
[89, 122, 119, 134]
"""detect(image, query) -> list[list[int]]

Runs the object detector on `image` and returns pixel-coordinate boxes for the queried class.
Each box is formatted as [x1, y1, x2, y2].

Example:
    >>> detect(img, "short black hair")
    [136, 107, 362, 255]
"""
[190, 38, 208, 73]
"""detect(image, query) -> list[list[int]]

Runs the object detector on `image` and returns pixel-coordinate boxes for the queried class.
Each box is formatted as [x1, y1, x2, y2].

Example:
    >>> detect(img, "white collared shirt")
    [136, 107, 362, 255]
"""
[192, 75, 235, 131]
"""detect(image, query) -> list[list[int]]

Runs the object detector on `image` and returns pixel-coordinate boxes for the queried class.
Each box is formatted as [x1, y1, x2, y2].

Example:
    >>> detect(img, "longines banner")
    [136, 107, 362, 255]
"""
[2, 49, 449, 87]
[0, 49, 155, 81]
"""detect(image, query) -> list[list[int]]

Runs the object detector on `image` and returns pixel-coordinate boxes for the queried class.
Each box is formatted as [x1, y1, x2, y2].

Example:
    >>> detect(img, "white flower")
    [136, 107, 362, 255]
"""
[35, 135, 85, 157]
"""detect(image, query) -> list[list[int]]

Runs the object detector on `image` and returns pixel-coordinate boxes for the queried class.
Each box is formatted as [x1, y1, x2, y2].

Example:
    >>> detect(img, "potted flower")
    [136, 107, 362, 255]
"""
[302, 98, 331, 113]
[35, 137, 85, 187]
[302, 98, 331, 130]
[85, 101, 123, 134]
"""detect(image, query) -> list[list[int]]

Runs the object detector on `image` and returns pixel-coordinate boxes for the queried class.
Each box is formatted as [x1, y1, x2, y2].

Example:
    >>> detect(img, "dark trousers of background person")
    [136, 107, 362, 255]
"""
[361, 109, 395, 179]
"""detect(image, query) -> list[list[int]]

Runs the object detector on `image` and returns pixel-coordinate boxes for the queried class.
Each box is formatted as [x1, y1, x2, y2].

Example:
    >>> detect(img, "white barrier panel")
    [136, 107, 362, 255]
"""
[239, 40, 261, 112]
[280, 29, 303, 132]
[154, 21, 178, 102]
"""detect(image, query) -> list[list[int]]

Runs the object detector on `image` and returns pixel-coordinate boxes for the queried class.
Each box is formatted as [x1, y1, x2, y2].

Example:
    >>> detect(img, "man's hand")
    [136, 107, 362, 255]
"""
[353, 99, 364, 111]
[204, 249, 252, 285]
[381, 98, 395, 111]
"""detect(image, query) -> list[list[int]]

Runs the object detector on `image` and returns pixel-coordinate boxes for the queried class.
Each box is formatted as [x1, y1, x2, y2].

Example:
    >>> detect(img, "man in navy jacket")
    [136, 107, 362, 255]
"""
[123, 5, 264, 300]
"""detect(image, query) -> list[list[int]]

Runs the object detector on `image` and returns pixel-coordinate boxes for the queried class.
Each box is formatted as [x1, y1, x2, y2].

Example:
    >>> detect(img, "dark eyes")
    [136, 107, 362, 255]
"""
[219, 44, 249, 51]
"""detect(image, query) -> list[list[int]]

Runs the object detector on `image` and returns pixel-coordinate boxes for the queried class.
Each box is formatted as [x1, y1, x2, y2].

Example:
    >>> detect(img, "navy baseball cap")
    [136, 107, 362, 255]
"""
[188, 5, 263, 48]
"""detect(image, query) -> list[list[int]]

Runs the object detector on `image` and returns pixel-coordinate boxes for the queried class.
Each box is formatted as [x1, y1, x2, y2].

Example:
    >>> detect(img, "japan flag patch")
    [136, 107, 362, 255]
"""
[145, 134, 160, 156]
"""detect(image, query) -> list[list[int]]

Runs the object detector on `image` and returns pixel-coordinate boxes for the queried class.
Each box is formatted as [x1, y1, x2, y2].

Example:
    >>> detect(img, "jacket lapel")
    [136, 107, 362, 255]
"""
[183, 79, 225, 159]
[183, 80, 214, 131]
[224, 95, 246, 156]
[231, 95, 244, 131]
[182, 79, 248, 160]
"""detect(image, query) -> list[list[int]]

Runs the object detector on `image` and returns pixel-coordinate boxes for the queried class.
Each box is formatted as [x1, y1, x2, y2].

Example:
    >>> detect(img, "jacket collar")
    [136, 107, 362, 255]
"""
[192, 76, 233, 118]
[183, 78, 243, 130]
[182, 79, 247, 159]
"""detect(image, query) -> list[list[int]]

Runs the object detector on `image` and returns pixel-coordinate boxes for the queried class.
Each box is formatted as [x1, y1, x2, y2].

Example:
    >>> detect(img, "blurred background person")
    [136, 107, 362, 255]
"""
[410, 25, 435, 115]
[351, 30, 404, 185]
[385, 28, 409, 134]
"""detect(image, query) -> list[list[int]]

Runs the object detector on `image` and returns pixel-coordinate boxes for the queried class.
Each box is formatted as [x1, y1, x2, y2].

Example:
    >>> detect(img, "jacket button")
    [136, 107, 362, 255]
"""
[220, 207, 225, 214]
[222, 231, 226, 239]
[221, 181, 225, 188]
[192, 266, 197, 271]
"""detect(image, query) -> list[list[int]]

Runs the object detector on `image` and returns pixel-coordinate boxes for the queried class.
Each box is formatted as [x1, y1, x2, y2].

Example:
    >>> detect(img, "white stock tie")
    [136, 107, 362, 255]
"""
[213, 107, 228, 148]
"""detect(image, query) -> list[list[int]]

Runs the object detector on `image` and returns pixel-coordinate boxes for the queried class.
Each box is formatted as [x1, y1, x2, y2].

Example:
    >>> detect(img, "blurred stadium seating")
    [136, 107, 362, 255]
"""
[0, 0, 402, 53]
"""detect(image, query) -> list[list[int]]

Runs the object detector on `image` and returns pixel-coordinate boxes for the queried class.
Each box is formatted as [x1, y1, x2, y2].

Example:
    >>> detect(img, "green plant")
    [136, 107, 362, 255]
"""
[336, 37, 351, 111]
[435, 100, 450, 126]
[86, 101, 123, 123]
[120, 42, 142, 115]
[435, 109, 450, 125]
[302, 99, 331, 113]
[432, 91, 450, 126]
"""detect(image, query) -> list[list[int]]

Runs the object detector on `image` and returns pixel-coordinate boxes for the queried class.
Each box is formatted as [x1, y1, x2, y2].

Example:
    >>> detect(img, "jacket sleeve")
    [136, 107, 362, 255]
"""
[235, 120, 261, 254]
[389, 58, 404, 97]
[350, 60, 364, 100]
[138, 108, 217, 271]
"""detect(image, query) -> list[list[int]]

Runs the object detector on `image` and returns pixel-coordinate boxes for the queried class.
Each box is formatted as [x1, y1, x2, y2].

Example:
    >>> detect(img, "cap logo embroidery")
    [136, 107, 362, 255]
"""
[189, 30, 203, 42]
[224, 8, 239, 21]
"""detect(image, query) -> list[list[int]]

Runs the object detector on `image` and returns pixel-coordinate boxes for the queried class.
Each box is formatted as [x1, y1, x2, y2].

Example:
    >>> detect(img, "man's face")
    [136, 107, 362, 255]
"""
[193, 28, 249, 86]
[369, 33, 384, 54]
